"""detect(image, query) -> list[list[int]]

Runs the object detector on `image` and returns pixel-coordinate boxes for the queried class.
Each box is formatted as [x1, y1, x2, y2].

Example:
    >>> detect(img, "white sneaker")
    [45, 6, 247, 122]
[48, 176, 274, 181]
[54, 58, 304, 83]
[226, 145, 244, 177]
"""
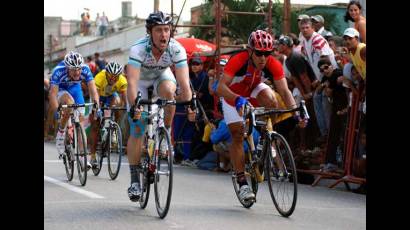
[238, 185, 255, 202]
[56, 130, 66, 157]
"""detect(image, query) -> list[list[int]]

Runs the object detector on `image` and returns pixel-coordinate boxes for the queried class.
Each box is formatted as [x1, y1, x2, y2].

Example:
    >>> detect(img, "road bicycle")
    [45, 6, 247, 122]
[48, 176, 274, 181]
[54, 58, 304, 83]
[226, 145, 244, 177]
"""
[92, 106, 127, 180]
[58, 102, 94, 186]
[232, 100, 309, 217]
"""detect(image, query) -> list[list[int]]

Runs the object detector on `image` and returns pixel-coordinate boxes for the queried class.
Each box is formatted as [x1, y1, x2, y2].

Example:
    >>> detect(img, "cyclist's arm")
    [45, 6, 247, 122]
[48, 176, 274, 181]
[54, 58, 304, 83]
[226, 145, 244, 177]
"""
[87, 80, 100, 105]
[174, 65, 192, 102]
[216, 73, 238, 102]
[274, 78, 297, 109]
[119, 90, 127, 107]
[48, 85, 59, 112]
[126, 65, 140, 106]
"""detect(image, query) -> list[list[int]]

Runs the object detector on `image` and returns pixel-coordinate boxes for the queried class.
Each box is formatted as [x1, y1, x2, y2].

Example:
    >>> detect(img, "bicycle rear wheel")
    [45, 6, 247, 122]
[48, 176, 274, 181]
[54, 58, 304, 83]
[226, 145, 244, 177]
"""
[231, 150, 258, 208]
[92, 140, 103, 176]
[154, 127, 173, 218]
[265, 132, 297, 217]
[63, 129, 74, 181]
[75, 124, 88, 186]
[108, 122, 123, 180]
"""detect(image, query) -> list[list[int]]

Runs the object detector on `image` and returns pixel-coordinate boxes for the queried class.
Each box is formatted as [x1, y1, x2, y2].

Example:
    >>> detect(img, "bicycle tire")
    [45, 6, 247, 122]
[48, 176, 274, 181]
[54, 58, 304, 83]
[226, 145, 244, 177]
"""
[75, 124, 88, 186]
[139, 154, 151, 209]
[231, 149, 258, 208]
[92, 142, 103, 176]
[107, 122, 123, 180]
[265, 132, 297, 217]
[63, 129, 74, 181]
[154, 127, 173, 218]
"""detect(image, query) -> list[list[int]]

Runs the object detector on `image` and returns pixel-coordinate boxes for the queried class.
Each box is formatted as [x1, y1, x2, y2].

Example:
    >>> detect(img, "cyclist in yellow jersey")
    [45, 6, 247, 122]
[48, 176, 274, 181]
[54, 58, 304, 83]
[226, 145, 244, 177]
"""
[89, 61, 128, 168]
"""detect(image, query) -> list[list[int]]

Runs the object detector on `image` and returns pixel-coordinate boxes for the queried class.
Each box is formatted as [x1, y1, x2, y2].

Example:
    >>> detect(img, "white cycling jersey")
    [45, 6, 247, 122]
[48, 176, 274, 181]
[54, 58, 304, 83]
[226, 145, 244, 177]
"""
[128, 36, 188, 80]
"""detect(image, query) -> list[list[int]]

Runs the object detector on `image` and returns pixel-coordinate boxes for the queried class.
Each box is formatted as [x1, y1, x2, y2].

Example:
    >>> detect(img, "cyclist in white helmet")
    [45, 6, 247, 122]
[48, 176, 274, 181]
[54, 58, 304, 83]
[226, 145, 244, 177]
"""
[88, 61, 128, 168]
[126, 11, 195, 201]
[48, 51, 100, 165]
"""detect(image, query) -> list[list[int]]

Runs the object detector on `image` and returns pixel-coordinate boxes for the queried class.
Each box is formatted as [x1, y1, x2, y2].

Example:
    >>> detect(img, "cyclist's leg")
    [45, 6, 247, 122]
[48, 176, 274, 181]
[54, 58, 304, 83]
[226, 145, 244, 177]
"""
[252, 83, 279, 124]
[154, 68, 177, 129]
[253, 84, 284, 172]
[127, 79, 151, 200]
[89, 96, 106, 161]
[109, 92, 123, 123]
[222, 98, 255, 201]
[221, 99, 245, 178]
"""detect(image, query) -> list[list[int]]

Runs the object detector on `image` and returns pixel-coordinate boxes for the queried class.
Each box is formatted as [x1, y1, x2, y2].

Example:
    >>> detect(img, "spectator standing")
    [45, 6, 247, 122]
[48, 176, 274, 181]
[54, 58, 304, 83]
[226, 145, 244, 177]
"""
[86, 56, 97, 76]
[317, 58, 348, 172]
[95, 13, 102, 36]
[100, 12, 109, 36]
[343, 28, 366, 81]
[299, 18, 337, 141]
[94, 52, 106, 72]
[310, 15, 333, 40]
[344, 0, 366, 43]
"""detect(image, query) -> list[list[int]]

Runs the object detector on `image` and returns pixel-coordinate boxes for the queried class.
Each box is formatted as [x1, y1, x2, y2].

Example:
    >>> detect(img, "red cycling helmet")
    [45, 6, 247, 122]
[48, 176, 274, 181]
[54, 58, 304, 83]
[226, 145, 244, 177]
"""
[247, 30, 274, 52]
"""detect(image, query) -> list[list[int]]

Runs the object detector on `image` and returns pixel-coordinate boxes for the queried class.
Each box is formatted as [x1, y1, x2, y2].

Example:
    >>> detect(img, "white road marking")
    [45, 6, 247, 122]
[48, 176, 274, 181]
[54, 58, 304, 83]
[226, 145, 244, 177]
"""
[44, 175, 105, 199]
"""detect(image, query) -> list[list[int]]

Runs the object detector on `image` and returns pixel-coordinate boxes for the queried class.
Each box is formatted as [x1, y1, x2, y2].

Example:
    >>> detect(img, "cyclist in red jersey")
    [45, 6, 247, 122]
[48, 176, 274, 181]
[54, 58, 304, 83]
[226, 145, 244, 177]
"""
[216, 30, 306, 202]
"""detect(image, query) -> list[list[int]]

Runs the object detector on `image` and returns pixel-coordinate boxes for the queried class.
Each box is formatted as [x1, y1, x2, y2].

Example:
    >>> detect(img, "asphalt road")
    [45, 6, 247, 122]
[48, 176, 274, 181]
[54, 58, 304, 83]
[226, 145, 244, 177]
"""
[44, 142, 366, 230]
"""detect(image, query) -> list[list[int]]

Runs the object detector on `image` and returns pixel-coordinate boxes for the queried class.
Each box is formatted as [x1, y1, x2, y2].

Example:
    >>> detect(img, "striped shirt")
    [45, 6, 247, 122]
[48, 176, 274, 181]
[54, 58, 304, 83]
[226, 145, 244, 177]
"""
[300, 32, 337, 81]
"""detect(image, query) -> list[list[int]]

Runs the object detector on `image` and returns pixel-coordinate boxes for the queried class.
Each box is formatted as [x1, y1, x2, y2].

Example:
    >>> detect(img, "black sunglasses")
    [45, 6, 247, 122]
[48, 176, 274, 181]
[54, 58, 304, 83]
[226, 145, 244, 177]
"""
[319, 65, 330, 72]
[254, 50, 272, 57]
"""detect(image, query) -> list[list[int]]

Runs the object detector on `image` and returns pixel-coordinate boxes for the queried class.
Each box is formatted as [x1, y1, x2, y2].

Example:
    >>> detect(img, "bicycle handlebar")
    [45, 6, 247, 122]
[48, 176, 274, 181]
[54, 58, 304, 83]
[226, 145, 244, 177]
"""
[58, 102, 95, 111]
[130, 91, 195, 122]
[100, 106, 127, 111]
[244, 100, 310, 136]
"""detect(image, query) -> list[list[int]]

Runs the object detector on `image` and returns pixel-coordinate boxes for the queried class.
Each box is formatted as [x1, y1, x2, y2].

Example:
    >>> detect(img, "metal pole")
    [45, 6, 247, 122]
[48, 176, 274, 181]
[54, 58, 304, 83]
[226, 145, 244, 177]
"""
[215, 0, 221, 78]
[49, 34, 53, 67]
[224, 10, 266, 16]
[283, 0, 291, 35]
[268, 0, 272, 35]
[154, 0, 159, 12]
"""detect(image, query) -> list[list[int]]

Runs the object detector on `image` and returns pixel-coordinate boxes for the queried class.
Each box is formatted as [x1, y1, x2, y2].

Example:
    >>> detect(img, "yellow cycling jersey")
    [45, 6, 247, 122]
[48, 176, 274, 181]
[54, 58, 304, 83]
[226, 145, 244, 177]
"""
[94, 70, 128, 97]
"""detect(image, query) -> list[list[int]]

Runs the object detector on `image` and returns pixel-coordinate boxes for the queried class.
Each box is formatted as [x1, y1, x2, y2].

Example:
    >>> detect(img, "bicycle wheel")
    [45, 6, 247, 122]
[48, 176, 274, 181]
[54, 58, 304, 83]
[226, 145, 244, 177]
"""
[265, 132, 297, 217]
[231, 149, 258, 208]
[107, 122, 123, 180]
[75, 124, 88, 186]
[154, 127, 173, 218]
[63, 129, 74, 181]
[139, 155, 151, 208]
[92, 139, 103, 176]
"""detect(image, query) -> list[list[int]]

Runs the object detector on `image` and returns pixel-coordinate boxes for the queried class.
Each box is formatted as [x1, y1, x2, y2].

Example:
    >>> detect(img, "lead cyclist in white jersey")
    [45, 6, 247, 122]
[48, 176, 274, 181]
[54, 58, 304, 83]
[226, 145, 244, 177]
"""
[126, 11, 195, 201]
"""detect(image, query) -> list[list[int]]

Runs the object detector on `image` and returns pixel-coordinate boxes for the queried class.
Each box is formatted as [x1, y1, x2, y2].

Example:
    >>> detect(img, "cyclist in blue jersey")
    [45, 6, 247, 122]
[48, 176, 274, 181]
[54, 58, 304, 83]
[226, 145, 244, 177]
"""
[48, 51, 100, 166]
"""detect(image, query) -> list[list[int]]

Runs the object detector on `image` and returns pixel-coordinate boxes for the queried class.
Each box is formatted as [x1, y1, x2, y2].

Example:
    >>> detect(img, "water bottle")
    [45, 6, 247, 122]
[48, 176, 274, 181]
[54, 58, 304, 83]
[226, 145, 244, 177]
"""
[148, 138, 154, 158]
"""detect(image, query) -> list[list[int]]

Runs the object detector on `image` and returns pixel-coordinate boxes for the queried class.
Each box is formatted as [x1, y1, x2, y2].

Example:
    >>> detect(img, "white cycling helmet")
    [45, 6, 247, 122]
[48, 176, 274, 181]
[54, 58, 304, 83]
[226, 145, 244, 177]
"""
[105, 61, 123, 76]
[64, 51, 84, 69]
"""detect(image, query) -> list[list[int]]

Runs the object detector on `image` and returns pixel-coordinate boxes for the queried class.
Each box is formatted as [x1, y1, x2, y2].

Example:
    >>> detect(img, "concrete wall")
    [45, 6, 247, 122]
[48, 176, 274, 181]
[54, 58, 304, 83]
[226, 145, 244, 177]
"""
[75, 23, 147, 65]
[44, 17, 62, 51]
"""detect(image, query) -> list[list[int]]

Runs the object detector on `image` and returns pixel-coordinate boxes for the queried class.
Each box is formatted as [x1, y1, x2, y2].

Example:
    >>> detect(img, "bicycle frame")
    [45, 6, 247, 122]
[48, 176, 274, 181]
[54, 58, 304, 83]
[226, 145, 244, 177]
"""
[243, 100, 309, 180]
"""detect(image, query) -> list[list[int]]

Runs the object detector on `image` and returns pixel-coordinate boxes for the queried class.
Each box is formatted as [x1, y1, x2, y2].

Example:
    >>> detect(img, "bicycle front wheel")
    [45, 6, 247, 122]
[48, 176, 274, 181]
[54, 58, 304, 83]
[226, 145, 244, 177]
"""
[63, 129, 74, 181]
[154, 127, 173, 219]
[231, 150, 258, 208]
[107, 122, 123, 180]
[75, 124, 88, 186]
[139, 154, 151, 208]
[265, 132, 297, 217]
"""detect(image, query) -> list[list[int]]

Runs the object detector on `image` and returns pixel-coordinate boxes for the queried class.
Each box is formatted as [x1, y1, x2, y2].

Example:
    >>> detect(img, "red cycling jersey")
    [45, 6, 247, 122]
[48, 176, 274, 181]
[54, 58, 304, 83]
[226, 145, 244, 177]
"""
[223, 51, 285, 106]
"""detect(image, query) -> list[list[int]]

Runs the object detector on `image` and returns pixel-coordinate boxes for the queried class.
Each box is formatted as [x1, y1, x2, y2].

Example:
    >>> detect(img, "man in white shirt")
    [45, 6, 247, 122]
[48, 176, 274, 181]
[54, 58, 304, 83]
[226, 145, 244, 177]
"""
[311, 15, 333, 40]
[299, 18, 337, 140]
